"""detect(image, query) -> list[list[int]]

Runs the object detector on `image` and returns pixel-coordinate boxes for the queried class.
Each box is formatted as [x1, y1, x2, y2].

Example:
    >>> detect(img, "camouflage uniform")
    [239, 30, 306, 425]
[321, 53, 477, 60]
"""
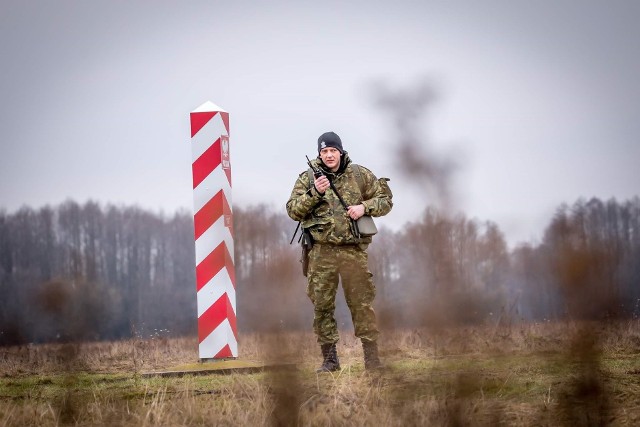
[286, 153, 392, 344]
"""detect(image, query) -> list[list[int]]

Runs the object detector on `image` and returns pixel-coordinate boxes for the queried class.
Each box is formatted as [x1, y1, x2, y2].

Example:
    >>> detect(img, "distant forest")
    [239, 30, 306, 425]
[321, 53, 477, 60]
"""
[1, 197, 639, 346]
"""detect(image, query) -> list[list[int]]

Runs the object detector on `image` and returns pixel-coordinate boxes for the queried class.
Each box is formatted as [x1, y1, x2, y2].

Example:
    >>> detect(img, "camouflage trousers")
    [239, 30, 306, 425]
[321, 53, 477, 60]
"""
[306, 243, 379, 344]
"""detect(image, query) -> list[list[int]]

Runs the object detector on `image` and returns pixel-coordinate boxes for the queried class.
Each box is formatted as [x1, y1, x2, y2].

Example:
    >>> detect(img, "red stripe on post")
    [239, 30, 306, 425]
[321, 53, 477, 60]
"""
[195, 241, 227, 291]
[226, 293, 238, 340]
[194, 241, 235, 291]
[220, 112, 230, 136]
[190, 111, 217, 137]
[192, 138, 221, 189]
[224, 167, 232, 187]
[222, 192, 233, 237]
[198, 293, 237, 343]
[193, 190, 224, 239]
[214, 345, 233, 359]
[225, 244, 236, 288]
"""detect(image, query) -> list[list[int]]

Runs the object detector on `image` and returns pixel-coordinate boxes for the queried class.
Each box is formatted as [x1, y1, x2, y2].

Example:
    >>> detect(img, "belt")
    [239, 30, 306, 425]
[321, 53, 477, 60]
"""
[313, 242, 361, 247]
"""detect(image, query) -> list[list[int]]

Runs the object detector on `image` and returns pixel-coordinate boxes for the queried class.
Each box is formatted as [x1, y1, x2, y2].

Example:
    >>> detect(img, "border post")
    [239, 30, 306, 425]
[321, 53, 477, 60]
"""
[189, 101, 237, 360]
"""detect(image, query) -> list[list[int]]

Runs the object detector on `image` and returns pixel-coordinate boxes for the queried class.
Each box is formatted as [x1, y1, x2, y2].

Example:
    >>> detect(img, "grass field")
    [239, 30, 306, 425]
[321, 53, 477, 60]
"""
[1, 321, 639, 426]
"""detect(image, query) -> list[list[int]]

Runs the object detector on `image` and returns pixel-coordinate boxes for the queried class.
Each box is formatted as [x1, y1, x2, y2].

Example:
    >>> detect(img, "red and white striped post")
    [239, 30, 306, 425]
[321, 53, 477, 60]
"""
[189, 101, 237, 360]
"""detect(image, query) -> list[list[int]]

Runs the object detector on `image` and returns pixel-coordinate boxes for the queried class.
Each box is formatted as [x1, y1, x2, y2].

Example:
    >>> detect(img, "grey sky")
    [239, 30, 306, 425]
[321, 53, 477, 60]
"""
[1, 0, 639, 247]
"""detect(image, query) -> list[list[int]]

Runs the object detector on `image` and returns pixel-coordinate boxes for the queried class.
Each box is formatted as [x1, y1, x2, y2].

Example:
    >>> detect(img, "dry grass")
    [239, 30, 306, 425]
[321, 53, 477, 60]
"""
[1, 321, 639, 426]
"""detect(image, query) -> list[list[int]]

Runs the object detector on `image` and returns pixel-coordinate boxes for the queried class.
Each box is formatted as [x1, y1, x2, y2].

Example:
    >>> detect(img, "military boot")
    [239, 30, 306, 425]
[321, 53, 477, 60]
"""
[362, 340, 384, 370]
[317, 343, 341, 373]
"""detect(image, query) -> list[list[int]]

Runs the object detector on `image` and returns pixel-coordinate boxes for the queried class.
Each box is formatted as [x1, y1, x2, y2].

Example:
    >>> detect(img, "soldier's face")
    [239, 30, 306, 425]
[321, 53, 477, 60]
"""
[320, 147, 341, 172]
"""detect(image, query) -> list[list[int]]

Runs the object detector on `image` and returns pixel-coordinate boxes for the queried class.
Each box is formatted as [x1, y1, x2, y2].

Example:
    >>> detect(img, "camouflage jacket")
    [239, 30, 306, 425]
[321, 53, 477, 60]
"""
[286, 153, 393, 245]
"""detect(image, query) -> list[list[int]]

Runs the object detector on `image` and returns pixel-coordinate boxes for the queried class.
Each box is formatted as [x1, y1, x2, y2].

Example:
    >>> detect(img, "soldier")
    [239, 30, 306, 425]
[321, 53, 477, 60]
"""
[286, 131, 393, 372]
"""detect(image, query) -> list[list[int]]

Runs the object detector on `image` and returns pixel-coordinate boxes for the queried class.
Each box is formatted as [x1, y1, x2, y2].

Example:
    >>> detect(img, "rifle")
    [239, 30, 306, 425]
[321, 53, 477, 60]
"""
[289, 221, 300, 245]
[306, 155, 361, 239]
[289, 220, 313, 276]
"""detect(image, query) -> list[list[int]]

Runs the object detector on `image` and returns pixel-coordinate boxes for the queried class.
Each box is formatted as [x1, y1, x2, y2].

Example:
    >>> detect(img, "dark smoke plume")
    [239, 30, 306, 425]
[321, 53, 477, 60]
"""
[371, 77, 459, 209]
[369, 76, 622, 425]
[369, 76, 475, 329]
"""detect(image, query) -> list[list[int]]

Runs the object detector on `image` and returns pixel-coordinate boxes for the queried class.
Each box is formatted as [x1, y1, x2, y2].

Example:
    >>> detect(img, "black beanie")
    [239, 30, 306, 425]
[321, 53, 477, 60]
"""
[317, 131, 343, 154]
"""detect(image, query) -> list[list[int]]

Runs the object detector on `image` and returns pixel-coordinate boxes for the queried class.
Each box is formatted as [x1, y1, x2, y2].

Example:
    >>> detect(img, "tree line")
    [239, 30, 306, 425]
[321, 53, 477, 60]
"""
[1, 197, 638, 345]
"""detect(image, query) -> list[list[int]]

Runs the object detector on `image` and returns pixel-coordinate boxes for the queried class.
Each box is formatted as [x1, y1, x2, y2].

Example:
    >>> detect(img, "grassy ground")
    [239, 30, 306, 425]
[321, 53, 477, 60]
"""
[1, 321, 639, 426]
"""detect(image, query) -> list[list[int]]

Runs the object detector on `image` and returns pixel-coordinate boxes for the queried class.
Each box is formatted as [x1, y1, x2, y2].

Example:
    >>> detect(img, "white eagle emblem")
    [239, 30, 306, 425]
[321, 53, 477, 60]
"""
[320, 141, 327, 149]
[222, 138, 229, 155]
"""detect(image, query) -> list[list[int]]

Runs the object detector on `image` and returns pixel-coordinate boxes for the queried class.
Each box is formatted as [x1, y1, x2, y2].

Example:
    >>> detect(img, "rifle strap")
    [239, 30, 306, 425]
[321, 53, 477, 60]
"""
[306, 165, 361, 239]
[308, 164, 366, 201]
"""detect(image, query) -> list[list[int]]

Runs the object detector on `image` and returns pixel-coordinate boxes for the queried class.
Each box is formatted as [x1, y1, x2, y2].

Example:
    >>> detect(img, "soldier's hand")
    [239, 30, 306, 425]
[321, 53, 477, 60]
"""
[314, 175, 330, 195]
[347, 204, 365, 220]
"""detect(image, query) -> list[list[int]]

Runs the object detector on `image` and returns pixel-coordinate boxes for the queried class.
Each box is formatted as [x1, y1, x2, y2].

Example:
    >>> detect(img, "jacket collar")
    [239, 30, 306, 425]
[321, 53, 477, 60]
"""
[316, 152, 352, 178]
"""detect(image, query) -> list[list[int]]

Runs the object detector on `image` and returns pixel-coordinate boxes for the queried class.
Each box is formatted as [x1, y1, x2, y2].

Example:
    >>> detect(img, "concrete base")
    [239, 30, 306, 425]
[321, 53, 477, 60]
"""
[142, 360, 296, 378]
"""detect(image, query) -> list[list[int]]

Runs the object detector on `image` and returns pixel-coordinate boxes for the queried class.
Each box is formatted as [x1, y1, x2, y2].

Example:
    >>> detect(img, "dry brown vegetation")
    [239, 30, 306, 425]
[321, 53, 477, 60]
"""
[1, 321, 640, 426]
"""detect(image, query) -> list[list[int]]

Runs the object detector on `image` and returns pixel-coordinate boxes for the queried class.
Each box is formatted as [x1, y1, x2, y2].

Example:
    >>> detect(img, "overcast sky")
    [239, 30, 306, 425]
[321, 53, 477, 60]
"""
[1, 0, 639, 247]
